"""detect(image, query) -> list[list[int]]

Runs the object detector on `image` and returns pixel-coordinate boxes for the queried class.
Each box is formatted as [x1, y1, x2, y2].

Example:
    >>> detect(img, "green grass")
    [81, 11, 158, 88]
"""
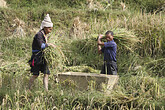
[0, 69, 164, 109]
[0, 0, 165, 109]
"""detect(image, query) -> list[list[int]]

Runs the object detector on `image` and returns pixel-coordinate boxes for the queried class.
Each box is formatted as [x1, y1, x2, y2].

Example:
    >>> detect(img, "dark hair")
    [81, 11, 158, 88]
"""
[105, 31, 114, 36]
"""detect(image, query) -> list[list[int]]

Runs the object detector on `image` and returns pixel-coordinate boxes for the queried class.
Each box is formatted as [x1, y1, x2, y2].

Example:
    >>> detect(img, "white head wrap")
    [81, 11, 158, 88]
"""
[40, 14, 53, 30]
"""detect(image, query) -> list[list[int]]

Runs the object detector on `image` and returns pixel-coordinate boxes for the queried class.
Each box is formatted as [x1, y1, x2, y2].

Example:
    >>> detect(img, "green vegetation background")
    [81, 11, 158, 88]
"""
[0, 0, 165, 109]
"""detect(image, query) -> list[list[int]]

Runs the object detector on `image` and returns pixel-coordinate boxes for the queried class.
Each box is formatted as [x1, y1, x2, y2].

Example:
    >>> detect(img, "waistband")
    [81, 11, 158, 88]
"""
[32, 50, 40, 53]
[32, 50, 42, 55]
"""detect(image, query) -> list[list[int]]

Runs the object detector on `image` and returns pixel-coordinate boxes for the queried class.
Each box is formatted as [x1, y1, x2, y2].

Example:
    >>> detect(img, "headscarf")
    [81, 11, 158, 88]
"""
[40, 14, 53, 30]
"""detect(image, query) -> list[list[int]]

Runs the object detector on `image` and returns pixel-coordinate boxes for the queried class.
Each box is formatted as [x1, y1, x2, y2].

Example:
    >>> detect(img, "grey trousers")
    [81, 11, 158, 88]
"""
[101, 61, 117, 75]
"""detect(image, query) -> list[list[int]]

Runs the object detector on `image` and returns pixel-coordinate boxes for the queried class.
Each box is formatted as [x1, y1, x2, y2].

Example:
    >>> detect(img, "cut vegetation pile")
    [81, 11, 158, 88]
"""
[44, 46, 66, 70]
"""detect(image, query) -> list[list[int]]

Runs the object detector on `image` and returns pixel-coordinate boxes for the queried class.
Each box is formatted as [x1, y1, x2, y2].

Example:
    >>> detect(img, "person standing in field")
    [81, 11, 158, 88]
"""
[28, 14, 55, 91]
[97, 31, 117, 75]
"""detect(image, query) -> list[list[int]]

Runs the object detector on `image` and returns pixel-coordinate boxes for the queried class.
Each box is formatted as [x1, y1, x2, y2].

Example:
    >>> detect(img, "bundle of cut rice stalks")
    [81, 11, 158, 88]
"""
[91, 28, 140, 52]
[65, 65, 99, 73]
[43, 34, 69, 70]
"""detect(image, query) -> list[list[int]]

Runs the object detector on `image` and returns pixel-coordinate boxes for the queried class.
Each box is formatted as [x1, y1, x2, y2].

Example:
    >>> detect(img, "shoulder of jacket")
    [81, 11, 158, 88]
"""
[35, 31, 43, 38]
[112, 40, 117, 45]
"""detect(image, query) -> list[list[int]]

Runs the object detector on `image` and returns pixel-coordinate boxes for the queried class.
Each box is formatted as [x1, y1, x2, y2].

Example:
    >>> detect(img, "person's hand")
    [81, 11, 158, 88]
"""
[99, 34, 104, 39]
[48, 43, 56, 48]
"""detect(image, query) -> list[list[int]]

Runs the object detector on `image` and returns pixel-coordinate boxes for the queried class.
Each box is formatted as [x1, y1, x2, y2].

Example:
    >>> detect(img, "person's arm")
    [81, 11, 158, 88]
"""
[36, 34, 56, 49]
[97, 35, 104, 54]
[98, 45, 102, 54]
[97, 35, 104, 46]
[36, 33, 48, 49]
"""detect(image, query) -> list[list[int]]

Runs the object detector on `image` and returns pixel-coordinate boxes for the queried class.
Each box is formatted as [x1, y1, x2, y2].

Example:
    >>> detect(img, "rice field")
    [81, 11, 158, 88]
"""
[0, 0, 165, 109]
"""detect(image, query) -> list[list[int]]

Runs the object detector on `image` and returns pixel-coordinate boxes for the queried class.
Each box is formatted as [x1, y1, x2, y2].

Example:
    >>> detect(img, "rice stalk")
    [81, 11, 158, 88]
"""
[145, 58, 165, 76]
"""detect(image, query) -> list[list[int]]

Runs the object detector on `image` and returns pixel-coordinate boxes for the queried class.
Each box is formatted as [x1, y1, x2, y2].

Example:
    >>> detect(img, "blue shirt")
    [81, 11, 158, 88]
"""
[101, 40, 117, 62]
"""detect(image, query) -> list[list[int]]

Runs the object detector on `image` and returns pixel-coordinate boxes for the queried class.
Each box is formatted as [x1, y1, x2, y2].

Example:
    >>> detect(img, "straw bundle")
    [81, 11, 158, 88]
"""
[43, 33, 70, 69]
[113, 28, 138, 45]
[92, 28, 140, 51]
[44, 45, 67, 69]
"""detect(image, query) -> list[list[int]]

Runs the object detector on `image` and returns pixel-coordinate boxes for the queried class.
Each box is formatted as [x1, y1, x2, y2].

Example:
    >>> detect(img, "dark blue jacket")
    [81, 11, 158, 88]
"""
[101, 40, 117, 62]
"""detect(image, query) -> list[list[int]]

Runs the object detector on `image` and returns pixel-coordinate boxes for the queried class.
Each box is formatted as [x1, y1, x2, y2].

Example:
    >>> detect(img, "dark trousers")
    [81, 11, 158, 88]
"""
[101, 61, 117, 75]
[30, 52, 50, 75]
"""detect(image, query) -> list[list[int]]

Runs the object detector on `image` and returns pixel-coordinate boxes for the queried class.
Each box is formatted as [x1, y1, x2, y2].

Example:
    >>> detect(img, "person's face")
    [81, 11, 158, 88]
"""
[105, 33, 113, 41]
[44, 27, 53, 35]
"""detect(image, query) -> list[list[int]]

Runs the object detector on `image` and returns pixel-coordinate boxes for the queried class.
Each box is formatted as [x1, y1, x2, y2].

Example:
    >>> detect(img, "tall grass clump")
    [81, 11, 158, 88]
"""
[115, 73, 165, 109]
[124, 12, 165, 57]
[1, 37, 32, 61]
[66, 38, 102, 68]
[6, 0, 87, 9]
[126, 0, 165, 13]
[145, 58, 165, 76]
